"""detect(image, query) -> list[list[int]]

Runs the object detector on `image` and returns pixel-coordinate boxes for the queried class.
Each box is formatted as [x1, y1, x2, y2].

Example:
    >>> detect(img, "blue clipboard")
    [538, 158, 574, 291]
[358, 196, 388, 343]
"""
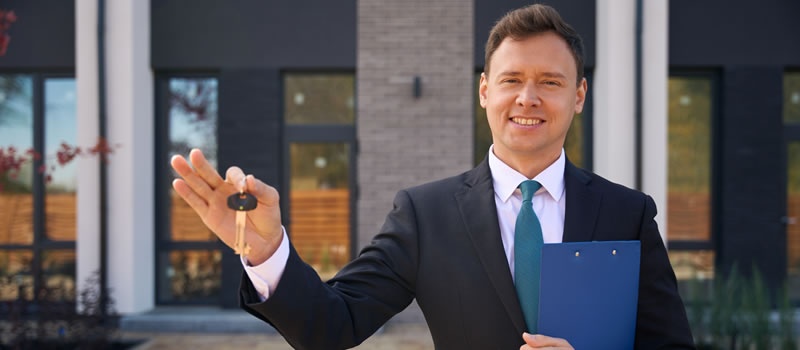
[537, 240, 640, 350]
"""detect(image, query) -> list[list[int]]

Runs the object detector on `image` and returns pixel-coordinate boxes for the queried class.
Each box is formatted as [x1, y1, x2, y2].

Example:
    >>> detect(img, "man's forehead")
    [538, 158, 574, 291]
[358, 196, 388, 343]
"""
[488, 34, 577, 79]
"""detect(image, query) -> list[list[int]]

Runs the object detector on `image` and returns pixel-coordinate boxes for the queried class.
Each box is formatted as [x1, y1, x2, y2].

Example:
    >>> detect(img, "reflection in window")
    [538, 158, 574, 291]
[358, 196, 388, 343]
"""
[669, 250, 715, 282]
[45, 78, 77, 241]
[0, 250, 34, 301]
[668, 77, 712, 242]
[290, 143, 350, 280]
[285, 74, 355, 125]
[669, 250, 715, 328]
[158, 250, 222, 302]
[0, 75, 34, 245]
[787, 142, 800, 302]
[473, 74, 584, 167]
[788, 73, 800, 300]
[42, 250, 76, 301]
[169, 78, 217, 242]
[785, 72, 800, 123]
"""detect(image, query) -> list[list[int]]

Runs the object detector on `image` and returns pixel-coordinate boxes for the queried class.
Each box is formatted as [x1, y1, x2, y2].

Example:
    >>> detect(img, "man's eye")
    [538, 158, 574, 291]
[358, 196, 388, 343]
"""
[543, 81, 560, 86]
[501, 79, 519, 84]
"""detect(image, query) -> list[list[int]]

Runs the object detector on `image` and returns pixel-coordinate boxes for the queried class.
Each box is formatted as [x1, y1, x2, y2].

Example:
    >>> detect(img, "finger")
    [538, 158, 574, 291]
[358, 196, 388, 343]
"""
[522, 333, 572, 348]
[189, 148, 225, 190]
[172, 155, 216, 200]
[172, 179, 209, 215]
[246, 174, 280, 206]
[170, 154, 193, 175]
[224, 166, 246, 193]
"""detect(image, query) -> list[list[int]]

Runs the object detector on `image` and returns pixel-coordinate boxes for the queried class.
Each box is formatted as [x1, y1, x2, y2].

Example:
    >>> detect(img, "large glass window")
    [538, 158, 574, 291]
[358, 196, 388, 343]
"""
[473, 73, 590, 168]
[156, 77, 221, 304]
[0, 75, 76, 304]
[666, 74, 715, 282]
[284, 73, 356, 280]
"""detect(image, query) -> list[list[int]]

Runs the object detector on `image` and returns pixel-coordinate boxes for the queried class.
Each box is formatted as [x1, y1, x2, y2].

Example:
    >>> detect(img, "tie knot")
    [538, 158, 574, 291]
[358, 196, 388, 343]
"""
[518, 180, 541, 202]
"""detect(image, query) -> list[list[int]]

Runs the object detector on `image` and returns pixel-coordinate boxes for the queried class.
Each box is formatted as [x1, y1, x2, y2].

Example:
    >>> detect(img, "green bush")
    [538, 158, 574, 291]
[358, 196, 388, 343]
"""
[685, 265, 797, 350]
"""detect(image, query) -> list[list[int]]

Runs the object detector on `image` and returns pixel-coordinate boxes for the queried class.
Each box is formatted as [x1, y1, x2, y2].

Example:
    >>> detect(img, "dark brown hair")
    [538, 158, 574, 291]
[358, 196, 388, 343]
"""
[484, 4, 584, 82]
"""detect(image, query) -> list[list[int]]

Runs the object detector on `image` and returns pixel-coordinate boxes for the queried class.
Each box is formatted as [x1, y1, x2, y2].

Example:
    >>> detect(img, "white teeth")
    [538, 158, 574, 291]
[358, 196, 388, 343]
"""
[511, 117, 542, 125]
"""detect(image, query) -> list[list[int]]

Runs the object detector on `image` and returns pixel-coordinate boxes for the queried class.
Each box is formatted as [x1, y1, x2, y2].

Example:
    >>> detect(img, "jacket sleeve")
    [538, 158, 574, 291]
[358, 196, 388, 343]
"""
[239, 190, 420, 350]
[634, 195, 697, 349]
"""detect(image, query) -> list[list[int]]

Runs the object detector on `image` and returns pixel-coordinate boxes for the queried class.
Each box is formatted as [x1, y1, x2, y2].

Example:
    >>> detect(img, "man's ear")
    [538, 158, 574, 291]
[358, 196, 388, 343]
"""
[479, 72, 489, 108]
[574, 77, 587, 114]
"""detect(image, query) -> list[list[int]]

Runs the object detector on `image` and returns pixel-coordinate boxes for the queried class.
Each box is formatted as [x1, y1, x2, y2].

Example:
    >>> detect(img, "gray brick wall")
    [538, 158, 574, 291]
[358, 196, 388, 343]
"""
[357, 0, 475, 254]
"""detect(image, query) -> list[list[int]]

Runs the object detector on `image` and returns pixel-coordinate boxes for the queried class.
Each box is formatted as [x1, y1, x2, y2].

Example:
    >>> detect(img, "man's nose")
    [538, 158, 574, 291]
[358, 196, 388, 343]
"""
[516, 82, 541, 107]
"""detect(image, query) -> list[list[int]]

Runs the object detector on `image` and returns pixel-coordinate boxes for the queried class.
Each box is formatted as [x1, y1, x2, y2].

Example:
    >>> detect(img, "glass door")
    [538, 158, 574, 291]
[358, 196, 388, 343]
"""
[284, 73, 356, 280]
[289, 143, 352, 279]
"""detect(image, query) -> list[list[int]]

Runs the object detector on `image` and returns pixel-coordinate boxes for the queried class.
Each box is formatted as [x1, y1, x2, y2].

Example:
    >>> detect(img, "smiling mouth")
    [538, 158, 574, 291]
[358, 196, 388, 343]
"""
[510, 117, 543, 126]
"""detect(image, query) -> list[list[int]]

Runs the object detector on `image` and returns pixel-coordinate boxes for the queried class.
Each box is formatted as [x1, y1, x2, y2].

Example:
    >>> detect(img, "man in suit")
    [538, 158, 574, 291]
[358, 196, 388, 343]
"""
[171, 4, 695, 349]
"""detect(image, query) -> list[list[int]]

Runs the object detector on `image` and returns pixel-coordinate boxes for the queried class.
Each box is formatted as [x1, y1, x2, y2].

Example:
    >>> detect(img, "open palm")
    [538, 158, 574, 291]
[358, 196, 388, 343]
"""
[171, 149, 284, 264]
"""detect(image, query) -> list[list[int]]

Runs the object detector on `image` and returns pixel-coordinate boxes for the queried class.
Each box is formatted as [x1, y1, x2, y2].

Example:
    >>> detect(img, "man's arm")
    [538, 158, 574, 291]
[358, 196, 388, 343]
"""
[239, 190, 421, 350]
[635, 195, 696, 349]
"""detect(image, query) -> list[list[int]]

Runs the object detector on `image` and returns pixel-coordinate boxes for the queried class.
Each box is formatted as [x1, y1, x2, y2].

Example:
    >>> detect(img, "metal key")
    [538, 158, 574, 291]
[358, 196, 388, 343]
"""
[227, 191, 258, 256]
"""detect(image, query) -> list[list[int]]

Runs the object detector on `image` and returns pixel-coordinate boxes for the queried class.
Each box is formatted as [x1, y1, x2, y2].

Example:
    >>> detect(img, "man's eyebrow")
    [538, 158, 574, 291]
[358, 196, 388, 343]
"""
[496, 71, 523, 77]
[540, 72, 568, 80]
[495, 71, 569, 79]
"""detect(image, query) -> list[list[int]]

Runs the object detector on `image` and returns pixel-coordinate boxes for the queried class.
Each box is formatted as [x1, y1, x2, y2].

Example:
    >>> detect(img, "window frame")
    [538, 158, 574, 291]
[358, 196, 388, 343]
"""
[0, 72, 77, 308]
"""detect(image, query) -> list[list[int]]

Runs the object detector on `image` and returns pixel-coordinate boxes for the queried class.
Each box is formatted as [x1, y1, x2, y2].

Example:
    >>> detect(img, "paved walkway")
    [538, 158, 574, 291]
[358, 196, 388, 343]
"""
[122, 322, 434, 350]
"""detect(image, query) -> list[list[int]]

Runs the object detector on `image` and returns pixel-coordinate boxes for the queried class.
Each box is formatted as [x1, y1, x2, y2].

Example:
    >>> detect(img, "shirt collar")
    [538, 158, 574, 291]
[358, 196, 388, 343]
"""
[488, 145, 566, 203]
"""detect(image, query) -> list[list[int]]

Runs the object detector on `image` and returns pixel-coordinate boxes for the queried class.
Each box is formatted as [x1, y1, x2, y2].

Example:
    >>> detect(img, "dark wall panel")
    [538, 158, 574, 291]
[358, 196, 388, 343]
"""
[0, 0, 74, 69]
[718, 66, 785, 290]
[152, 0, 356, 70]
[217, 69, 282, 308]
[474, 0, 595, 69]
[670, 0, 800, 66]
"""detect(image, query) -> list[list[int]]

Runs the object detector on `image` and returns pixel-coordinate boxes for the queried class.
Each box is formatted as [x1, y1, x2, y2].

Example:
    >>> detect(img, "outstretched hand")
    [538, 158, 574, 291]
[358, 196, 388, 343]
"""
[170, 148, 283, 265]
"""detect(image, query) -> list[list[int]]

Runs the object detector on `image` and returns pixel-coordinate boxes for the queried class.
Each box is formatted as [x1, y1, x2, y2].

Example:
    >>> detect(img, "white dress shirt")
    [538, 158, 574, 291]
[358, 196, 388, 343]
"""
[242, 145, 568, 299]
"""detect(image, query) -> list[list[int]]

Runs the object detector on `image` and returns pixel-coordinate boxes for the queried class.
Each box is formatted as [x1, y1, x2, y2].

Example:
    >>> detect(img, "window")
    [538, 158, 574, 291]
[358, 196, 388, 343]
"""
[784, 71, 800, 300]
[156, 76, 220, 304]
[284, 73, 356, 280]
[285, 74, 355, 125]
[473, 72, 592, 168]
[785, 72, 800, 124]
[0, 75, 77, 304]
[666, 73, 716, 283]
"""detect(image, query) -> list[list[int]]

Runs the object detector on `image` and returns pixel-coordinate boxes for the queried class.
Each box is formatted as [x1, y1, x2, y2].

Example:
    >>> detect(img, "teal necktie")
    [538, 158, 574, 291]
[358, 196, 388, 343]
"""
[515, 180, 543, 333]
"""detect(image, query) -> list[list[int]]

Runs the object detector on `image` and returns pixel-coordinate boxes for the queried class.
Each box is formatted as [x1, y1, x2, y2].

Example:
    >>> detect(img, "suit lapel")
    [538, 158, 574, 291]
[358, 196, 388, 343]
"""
[454, 159, 527, 335]
[563, 161, 601, 242]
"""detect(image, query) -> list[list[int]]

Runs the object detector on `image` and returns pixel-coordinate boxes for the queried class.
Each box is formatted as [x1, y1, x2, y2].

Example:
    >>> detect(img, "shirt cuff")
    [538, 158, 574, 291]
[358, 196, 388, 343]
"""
[240, 227, 290, 302]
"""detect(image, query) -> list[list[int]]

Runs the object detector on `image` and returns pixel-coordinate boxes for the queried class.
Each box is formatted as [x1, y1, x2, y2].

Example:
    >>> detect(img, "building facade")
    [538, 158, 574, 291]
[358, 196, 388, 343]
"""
[1, 0, 799, 326]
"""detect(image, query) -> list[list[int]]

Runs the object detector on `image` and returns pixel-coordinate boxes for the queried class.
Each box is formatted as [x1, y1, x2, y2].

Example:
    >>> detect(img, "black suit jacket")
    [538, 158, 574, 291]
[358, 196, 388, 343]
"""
[241, 159, 696, 349]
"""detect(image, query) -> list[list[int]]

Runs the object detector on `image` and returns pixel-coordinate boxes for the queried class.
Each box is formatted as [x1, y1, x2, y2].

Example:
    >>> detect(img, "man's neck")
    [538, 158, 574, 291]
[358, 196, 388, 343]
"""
[492, 148, 561, 179]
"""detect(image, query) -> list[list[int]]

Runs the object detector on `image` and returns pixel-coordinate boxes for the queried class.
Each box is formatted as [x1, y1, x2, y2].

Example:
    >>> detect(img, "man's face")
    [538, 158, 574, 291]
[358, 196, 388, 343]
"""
[479, 32, 586, 165]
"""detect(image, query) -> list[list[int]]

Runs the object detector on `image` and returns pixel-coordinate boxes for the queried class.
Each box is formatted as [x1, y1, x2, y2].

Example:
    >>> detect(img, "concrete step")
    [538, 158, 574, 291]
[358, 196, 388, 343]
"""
[119, 307, 278, 334]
